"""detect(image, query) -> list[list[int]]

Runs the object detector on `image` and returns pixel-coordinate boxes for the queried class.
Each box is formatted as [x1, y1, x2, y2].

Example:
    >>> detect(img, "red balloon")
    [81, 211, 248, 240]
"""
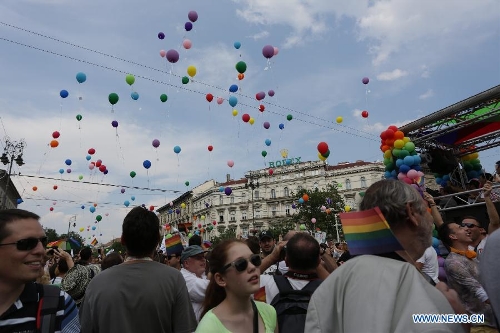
[53, 185, 58, 190]
[242, 114, 250, 123]
[52, 131, 60, 139]
[317, 142, 329, 155]
[99, 165, 106, 172]
[207, 145, 213, 152]
[88, 148, 96, 155]
[268, 169, 274, 176]
[95, 160, 102, 167]
[388, 125, 398, 132]
[149, 206, 155, 211]
[361, 110, 369, 118]
[198, 224, 202, 228]
[206, 93, 213, 102]
[259, 104, 265, 112]
[50, 207, 54, 211]
[212, 220, 217, 225]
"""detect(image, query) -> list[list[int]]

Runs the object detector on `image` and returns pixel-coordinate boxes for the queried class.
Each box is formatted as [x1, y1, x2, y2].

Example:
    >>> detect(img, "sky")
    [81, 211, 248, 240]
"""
[1, 0, 499, 244]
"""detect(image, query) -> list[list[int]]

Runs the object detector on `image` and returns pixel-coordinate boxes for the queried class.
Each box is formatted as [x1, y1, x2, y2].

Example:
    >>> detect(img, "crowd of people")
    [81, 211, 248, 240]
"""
[1, 171, 500, 332]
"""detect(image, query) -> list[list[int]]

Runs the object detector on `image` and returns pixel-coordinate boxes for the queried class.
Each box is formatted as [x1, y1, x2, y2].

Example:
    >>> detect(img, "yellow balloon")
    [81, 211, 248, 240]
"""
[249, 117, 255, 125]
[79, 227, 84, 232]
[336, 116, 343, 124]
[394, 139, 404, 149]
[187, 65, 197, 77]
[403, 137, 411, 143]
[181, 202, 186, 209]
[383, 150, 392, 159]
[201, 215, 206, 220]
[232, 109, 238, 116]
[345, 205, 351, 212]
[318, 152, 327, 161]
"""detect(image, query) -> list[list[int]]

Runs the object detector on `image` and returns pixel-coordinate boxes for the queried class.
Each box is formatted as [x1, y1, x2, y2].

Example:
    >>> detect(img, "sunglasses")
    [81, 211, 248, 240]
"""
[221, 254, 262, 273]
[462, 223, 480, 229]
[166, 255, 178, 260]
[0, 236, 48, 251]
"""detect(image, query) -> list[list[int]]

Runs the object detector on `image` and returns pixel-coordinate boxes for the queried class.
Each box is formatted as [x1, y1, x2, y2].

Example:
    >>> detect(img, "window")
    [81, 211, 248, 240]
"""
[241, 210, 247, 220]
[271, 206, 277, 217]
[230, 195, 235, 204]
[314, 182, 319, 190]
[346, 179, 351, 190]
[242, 193, 246, 201]
[284, 187, 289, 197]
[230, 211, 236, 222]
[255, 209, 261, 218]
[361, 176, 367, 188]
[271, 189, 276, 199]
[285, 205, 290, 215]
[219, 213, 224, 222]
[254, 190, 259, 199]
[219, 195, 223, 205]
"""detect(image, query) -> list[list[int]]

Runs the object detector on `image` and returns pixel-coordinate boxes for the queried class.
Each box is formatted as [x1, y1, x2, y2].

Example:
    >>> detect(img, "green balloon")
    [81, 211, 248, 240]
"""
[287, 114, 293, 121]
[166, 233, 172, 239]
[182, 76, 189, 84]
[404, 142, 415, 152]
[322, 149, 330, 158]
[130, 171, 136, 178]
[108, 93, 119, 105]
[299, 224, 306, 230]
[96, 215, 102, 221]
[125, 74, 135, 86]
[261, 150, 267, 157]
[188, 233, 193, 238]
[76, 114, 82, 121]
[185, 181, 190, 186]
[160, 94, 168, 102]
[235, 61, 247, 74]
[78, 175, 83, 180]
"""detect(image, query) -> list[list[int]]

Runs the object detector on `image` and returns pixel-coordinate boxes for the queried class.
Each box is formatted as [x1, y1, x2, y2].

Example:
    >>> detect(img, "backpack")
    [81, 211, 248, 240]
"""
[270, 275, 322, 333]
[36, 284, 61, 333]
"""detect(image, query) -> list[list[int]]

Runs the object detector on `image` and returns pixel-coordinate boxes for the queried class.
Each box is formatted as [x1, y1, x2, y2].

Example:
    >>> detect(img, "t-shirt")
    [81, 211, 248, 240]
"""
[416, 246, 439, 284]
[258, 274, 312, 303]
[80, 261, 197, 333]
[479, 229, 500, 323]
[181, 267, 209, 321]
[195, 301, 276, 333]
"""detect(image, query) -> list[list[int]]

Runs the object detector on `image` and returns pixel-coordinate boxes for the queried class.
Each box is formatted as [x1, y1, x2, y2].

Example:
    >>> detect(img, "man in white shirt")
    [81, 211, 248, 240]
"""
[415, 246, 439, 284]
[180, 245, 209, 321]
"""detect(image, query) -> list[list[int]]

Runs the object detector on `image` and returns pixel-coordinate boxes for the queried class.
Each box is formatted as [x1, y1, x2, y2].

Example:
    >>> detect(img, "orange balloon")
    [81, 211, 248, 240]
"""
[50, 140, 59, 148]
[302, 194, 309, 202]
[200, 228, 205, 233]
[93, 203, 97, 207]
[325, 208, 331, 214]
[193, 216, 197, 220]
[394, 131, 404, 140]
[238, 73, 244, 80]
[32, 186, 38, 191]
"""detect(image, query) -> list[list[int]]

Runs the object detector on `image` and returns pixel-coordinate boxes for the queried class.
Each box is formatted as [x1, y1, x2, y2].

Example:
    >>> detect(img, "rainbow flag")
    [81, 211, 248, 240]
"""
[253, 286, 266, 303]
[339, 207, 403, 255]
[90, 238, 98, 246]
[165, 234, 184, 255]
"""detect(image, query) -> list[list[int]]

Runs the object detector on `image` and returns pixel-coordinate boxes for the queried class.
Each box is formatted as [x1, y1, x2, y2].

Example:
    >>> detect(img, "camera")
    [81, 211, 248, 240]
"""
[279, 245, 287, 261]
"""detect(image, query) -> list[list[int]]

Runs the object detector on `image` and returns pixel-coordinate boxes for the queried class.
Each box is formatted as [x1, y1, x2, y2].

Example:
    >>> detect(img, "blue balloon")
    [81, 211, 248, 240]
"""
[131, 92, 139, 100]
[173, 146, 181, 154]
[265, 139, 271, 146]
[403, 156, 414, 166]
[286, 159, 292, 165]
[298, 198, 304, 204]
[413, 155, 422, 165]
[81, 205, 85, 209]
[234, 41, 241, 49]
[185, 22, 193, 31]
[104, 169, 108, 175]
[124, 200, 130, 207]
[442, 174, 450, 181]
[65, 159, 72, 166]
[76, 72, 87, 83]
[195, 230, 200, 235]
[384, 171, 392, 179]
[395, 159, 404, 168]
[390, 170, 397, 178]
[279, 123, 284, 130]
[131, 196, 136, 201]
[60, 90, 69, 98]
[90, 206, 96, 213]
[219, 186, 224, 192]
[16, 198, 23, 204]
[228, 96, 238, 107]
[414, 165, 422, 171]
[86, 155, 91, 161]
[432, 237, 440, 248]
[92, 226, 96, 230]
[229, 85, 238, 93]
[143, 160, 151, 169]
[59, 169, 64, 174]
[168, 209, 173, 214]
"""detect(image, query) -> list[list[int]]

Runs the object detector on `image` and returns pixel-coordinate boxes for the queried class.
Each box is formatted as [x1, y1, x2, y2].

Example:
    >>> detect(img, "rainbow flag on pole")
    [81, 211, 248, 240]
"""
[339, 207, 404, 255]
[90, 238, 98, 246]
[165, 234, 184, 255]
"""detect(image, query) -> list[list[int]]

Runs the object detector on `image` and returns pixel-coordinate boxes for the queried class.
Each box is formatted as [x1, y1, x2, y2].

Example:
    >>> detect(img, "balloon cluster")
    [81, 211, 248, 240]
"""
[317, 142, 330, 161]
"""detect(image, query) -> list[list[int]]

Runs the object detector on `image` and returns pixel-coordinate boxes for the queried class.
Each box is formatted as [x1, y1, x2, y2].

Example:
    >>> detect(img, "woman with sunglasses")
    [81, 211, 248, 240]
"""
[196, 239, 277, 333]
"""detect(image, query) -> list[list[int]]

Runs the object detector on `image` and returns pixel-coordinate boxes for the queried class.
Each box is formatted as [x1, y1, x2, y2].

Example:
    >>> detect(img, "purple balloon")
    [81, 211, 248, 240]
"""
[268, 90, 275, 97]
[263, 121, 270, 129]
[121, 188, 125, 193]
[362, 77, 369, 84]
[188, 10, 198, 22]
[224, 187, 232, 196]
[166, 49, 179, 63]
[262, 45, 274, 59]
[185, 22, 193, 32]
[66, 168, 71, 173]
[256, 91, 266, 101]
[111, 120, 118, 128]
[104, 169, 109, 175]
[152, 139, 160, 148]
[158, 32, 165, 40]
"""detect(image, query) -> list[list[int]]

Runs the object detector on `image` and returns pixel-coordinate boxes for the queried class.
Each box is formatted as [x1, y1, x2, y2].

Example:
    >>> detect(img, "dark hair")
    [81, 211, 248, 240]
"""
[461, 216, 483, 228]
[200, 239, 245, 320]
[286, 233, 320, 271]
[0, 209, 40, 243]
[57, 257, 69, 274]
[245, 236, 260, 254]
[438, 222, 457, 249]
[49, 262, 57, 280]
[101, 252, 123, 270]
[188, 234, 202, 246]
[79, 247, 92, 261]
[122, 206, 161, 257]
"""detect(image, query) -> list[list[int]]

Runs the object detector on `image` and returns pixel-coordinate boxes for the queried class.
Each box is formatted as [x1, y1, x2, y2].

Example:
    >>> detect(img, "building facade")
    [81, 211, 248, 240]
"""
[0, 169, 21, 210]
[157, 160, 386, 240]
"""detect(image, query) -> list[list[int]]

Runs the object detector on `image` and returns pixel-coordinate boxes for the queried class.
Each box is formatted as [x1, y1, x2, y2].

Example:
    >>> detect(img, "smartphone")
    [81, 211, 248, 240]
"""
[98, 249, 102, 255]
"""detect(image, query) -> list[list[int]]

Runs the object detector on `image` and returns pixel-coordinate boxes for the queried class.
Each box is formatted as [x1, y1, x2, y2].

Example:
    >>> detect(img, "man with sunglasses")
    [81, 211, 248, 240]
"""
[0, 209, 80, 332]
[180, 245, 209, 322]
[166, 252, 181, 270]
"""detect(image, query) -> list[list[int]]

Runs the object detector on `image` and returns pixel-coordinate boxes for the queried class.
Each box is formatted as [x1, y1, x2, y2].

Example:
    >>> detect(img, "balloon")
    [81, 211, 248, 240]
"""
[96, 215, 102, 221]
[227, 160, 234, 168]
[311, 218, 316, 223]
[184, 22, 193, 31]
[268, 90, 275, 97]
[149, 206, 155, 211]
[261, 150, 267, 157]
[317, 142, 329, 155]
[249, 117, 255, 125]
[99, 165, 106, 172]
[92, 226, 96, 230]
[66, 168, 71, 174]
[76, 114, 82, 121]
[322, 150, 330, 158]
[90, 206, 96, 213]
[76, 72, 87, 83]
[235, 61, 247, 74]
[124, 200, 130, 207]
[32, 186, 37, 191]
[229, 84, 238, 93]
[60, 90, 69, 98]
[59, 168, 64, 174]
[361, 110, 369, 118]
[79, 227, 84, 232]
[152, 139, 160, 148]
[259, 105, 265, 112]
[318, 153, 327, 161]
[187, 65, 197, 77]
[53, 185, 58, 190]
[265, 139, 271, 146]
[238, 73, 245, 80]
[181, 203, 186, 209]
[130, 171, 136, 178]
[336, 116, 343, 123]
[95, 160, 102, 167]
[207, 145, 213, 151]
[217, 97, 224, 104]
[242, 114, 250, 122]
[78, 175, 83, 180]
[362, 77, 369, 84]
[160, 94, 168, 102]
[52, 131, 60, 139]
[63, 159, 72, 166]
[287, 114, 293, 121]
[143, 160, 151, 169]
[182, 76, 189, 84]
[158, 32, 165, 39]
[182, 39, 192, 49]
[234, 41, 241, 49]
[206, 93, 213, 102]
[232, 109, 238, 117]
[256, 91, 266, 101]
[302, 194, 309, 201]
[262, 45, 274, 58]
[50, 207, 54, 212]
[225, 187, 232, 196]
[228, 96, 238, 107]
[159, 49, 166, 57]
[219, 186, 224, 192]
[268, 169, 274, 175]
[166, 49, 179, 63]
[345, 205, 351, 212]
[173, 146, 181, 154]
[263, 122, 270, 129]
[279, 123, 284, 130]
[108, 93, 119, 105]
[299, 224, 306, 230]
[131, 92, 139, 100]
[125, 74, 135, 86]
[185, 181, 190, 187]
[89, 163, 95, 170]
[120, 188, 125, 194]
[188, 10, 198, 22]
[111, 120, 118, 128]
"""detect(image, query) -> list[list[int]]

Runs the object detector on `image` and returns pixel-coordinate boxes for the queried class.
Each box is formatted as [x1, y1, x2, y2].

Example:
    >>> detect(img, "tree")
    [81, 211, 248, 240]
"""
[109, 241, 126, 255]
[267, 217, 297, 240]
[44, 228, 59, 243]
[210, 228, 236, 247]
[292, 183, 346, 240]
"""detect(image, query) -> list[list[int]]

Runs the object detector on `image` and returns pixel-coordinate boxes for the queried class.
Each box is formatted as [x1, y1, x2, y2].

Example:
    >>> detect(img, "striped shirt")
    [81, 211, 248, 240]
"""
[0, 282, 80, 333]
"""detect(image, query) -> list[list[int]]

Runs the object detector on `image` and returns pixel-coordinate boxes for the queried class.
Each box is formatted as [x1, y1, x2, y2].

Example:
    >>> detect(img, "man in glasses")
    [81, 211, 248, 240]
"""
[0, 209, 80, 332]
[180, 245, 209, 321]
[166, 252, 181, 270]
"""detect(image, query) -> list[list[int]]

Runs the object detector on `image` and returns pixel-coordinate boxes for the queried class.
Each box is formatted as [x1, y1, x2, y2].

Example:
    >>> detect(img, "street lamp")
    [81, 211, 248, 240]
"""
[1, 137, 26, 210]
[245, 176, 259, 234]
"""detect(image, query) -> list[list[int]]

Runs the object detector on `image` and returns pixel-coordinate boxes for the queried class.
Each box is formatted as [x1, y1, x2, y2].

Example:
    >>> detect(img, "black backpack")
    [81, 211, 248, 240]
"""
[270, 275, 322, 333]
[36, 284, 62, 333]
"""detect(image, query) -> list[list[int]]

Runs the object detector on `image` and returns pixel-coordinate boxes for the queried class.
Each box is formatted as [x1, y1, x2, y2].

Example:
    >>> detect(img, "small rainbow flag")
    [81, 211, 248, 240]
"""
[165, 234, 184, 255]
[253, 286, 266, 303]
[339, 207, 404, 255]
[90, 238, 98, 246]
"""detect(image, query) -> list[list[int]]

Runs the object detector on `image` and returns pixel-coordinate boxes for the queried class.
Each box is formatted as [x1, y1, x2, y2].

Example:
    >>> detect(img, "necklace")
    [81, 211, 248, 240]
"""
[124, 256, 153, 263]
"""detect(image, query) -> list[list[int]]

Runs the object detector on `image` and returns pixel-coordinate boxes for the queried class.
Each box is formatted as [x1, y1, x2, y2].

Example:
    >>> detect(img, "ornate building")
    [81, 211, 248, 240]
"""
[157, 160, 386, 240]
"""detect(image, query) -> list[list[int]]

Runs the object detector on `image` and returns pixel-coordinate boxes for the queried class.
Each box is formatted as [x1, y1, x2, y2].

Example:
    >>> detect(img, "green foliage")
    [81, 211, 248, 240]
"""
[44, 228, 59, 243]
[210, 228, 236, 247]
[266, 217, 297, 240]
[109, 241, 126, 254]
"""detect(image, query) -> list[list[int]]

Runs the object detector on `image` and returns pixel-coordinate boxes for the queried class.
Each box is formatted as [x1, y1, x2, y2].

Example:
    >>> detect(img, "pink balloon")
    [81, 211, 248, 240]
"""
[216, 97, 224, 105]
[273, 47, 279, 56]
[89, 163, 95, 170]
[311, 218, 316, 223]
[227, 160, 234, 168]
[397, 172, 406, 180]
[402, 177, 413, 184]
[159, 50, 166, 58]
[183, 39, 192, 49]
[407, 169, 418, 179]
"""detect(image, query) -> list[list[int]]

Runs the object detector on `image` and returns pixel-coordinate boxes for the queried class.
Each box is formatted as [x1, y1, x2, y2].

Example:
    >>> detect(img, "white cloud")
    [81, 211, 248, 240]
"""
[420, 65, 430, 78]
[419, 89, 434, 100]
[247, 31, 269, 40]
[376, 69, 408, 81]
